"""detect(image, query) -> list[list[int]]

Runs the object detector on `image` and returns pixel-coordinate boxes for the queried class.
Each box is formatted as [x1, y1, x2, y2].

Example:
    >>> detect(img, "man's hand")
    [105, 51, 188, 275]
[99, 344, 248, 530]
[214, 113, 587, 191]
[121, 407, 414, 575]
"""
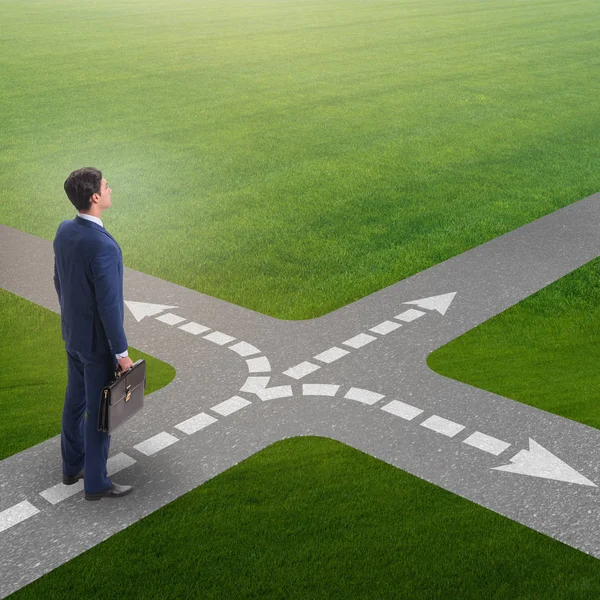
[117, 356, 134, 373]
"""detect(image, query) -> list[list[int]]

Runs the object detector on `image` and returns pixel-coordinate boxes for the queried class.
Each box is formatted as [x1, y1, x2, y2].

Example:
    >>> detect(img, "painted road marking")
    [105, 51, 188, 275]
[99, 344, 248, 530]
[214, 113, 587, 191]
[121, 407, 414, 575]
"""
[228, 341, 261, 357]
[313, 347, 350, 364]
[283, 361, 321, 380]
[155, 312, 186, 325]
[0, 281, 594, 564]
[394, 308, 426, 322]
[0, 501, 40, 533]
[246, 357, 271, 373]
[178, 321, 210, 335]
[463, 431, 511, 456]
[124, 301, 178, 322]
[133, 432, 179, 456]
[40, 482, 84, 506]
[39, 452, 137, 505]
[279, 295, 450, 390]
[203, 331, 236, 345]
[403, 292, 456, 315]
[381, 399, 424, 421]
[107, 452, 137, 476]
[369, 320, 402, 335]
[492, 439, 597, 487]
[420, 415, 465, 438]
[344, 387, 385, 405]
[257, 386, 293, 401]
[240, 376, 270, 393]
[174, 412, 218, 435]
[211, 396, 251, 416]
[295, 380, 594, 488]
[302, 384, 340, 396]
[342, 333, 377, 349]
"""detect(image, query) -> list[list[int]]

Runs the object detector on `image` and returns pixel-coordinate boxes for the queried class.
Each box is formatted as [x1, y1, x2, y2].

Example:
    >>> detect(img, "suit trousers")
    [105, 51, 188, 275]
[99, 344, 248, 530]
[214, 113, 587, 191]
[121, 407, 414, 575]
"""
[61, 348, 117, 495]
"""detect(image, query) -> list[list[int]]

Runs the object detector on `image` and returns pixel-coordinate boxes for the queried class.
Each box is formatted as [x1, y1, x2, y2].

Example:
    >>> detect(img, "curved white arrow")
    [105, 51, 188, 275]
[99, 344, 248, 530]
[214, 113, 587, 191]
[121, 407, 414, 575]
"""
[492, 438, 597, 487]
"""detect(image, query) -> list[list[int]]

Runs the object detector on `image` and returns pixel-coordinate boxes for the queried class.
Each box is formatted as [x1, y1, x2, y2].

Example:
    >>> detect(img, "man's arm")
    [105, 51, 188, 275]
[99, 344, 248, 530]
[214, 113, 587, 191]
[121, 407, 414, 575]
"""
[90, 242, 128, 357]
[53, 255, 61, 302]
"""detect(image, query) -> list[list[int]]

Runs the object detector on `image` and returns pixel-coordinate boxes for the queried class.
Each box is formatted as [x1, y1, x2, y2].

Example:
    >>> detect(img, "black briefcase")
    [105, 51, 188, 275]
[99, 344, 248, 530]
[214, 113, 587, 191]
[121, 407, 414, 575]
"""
[98, 359, 146, 433]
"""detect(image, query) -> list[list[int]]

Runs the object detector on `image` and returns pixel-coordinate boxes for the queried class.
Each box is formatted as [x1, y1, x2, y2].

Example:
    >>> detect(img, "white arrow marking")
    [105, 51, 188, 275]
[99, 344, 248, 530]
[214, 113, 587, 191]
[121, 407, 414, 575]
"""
[124, 300, 178, 322]
[402, 292, 457, 315]
[492, 438, 597, 487]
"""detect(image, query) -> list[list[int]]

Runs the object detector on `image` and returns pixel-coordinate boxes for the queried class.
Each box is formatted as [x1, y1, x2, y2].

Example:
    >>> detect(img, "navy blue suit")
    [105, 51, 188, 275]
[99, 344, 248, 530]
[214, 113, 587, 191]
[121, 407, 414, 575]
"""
[53, 214, 128, 494]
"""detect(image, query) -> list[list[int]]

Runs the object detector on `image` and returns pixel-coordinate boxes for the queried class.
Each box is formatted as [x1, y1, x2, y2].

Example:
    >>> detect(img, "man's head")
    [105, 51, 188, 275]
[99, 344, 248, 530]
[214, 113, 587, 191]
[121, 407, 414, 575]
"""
[64, 167, 111, 215]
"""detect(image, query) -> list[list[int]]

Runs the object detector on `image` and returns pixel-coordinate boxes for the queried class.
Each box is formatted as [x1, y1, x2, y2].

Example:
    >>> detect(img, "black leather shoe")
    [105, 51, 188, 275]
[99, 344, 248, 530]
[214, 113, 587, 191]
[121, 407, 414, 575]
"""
[63, 469, 84, 485]
[85, 482, 134, 501]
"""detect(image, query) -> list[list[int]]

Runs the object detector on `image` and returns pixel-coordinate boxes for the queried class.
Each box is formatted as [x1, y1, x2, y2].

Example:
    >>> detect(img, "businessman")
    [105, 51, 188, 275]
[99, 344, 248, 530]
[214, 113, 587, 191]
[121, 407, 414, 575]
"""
[54, 167, 134, 500]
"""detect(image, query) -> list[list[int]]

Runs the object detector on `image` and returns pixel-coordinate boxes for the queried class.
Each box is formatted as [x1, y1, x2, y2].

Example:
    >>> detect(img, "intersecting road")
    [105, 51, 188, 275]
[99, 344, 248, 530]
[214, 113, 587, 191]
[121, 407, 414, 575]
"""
[1, 191, 600, 598]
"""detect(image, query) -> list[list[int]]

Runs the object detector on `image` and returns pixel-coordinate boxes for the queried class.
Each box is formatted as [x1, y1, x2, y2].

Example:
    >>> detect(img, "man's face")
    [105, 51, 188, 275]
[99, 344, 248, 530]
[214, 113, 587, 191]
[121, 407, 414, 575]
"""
[92, 178, 112, 209]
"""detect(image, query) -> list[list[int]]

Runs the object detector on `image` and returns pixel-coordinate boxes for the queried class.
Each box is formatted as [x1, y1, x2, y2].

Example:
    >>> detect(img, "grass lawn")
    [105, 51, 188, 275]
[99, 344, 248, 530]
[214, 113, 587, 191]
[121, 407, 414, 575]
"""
[1, 0, 599, 319]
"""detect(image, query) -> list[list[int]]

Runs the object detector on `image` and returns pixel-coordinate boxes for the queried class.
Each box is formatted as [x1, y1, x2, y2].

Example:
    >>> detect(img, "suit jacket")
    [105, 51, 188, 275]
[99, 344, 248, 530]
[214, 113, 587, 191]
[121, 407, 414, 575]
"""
[53, 215, 128, 357]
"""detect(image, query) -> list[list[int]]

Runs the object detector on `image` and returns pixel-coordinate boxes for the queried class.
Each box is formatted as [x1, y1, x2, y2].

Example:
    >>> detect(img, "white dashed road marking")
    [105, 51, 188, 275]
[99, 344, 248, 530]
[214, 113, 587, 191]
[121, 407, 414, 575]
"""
[344, 387, 385, 405]
[155, 312, 186, 325]
[228, 341, 261, 357]
[284, 302, 428, 385]
[394, 308, 426, 322]
[0, 501, 40, 534]
[283, 361, 321, 380]
[381, 399, 424, 421]
[211, 396, 251, 416]
[133, 432, 179, 456]
[420, 415, 465, 438]
[256, 386, 293, 401]
[246, 357, 271, 373]
[39, 452, 137, 505]
[313, 347, 349, 363]
[174, 412, 218, 435]
[178, 321, 210, 335]
[302, 384, 340, 396]
[39, 481, 84, 506]
[369, 320, 402, 335]
[240, 376, 270, 393]
[463, 431, 511, 455]
[342, 333, 377, 349]
[203, 331, 236, 345]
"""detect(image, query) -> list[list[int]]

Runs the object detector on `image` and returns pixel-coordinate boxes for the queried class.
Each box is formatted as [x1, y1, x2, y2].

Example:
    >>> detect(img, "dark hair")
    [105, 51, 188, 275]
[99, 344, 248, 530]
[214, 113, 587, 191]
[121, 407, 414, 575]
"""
[64, 167, 102, 211]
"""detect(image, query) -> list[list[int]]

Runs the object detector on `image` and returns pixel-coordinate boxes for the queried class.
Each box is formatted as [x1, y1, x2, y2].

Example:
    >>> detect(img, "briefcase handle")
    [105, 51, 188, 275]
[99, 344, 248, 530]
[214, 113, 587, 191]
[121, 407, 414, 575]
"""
[114, 364, 133, 379]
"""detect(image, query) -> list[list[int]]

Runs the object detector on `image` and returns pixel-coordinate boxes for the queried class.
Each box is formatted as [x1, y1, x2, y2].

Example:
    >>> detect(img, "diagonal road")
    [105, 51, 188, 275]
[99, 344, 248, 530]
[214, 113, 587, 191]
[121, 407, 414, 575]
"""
[0, 191, 599, 598]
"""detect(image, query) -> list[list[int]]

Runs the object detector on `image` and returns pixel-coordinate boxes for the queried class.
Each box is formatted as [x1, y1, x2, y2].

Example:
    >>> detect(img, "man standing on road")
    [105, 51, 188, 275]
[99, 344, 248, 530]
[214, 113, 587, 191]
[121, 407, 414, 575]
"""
[54, 167, 134, 501]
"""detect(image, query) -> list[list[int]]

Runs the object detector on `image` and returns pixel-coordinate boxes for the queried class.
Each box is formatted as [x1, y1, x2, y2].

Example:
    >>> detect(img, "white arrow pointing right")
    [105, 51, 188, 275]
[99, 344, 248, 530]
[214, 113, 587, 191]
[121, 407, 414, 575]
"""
[492, 438, 597, 487]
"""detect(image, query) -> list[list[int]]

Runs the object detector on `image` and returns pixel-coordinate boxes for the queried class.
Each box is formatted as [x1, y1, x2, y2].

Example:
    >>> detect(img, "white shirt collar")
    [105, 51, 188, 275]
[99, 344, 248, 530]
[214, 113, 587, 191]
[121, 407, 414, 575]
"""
[77, 213, 104, 228]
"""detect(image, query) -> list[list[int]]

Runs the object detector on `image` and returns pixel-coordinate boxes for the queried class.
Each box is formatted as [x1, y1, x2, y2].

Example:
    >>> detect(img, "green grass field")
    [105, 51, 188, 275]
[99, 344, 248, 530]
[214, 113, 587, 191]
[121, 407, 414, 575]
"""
[2, 0, 600, 595]
[2, 0, 599, 318]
